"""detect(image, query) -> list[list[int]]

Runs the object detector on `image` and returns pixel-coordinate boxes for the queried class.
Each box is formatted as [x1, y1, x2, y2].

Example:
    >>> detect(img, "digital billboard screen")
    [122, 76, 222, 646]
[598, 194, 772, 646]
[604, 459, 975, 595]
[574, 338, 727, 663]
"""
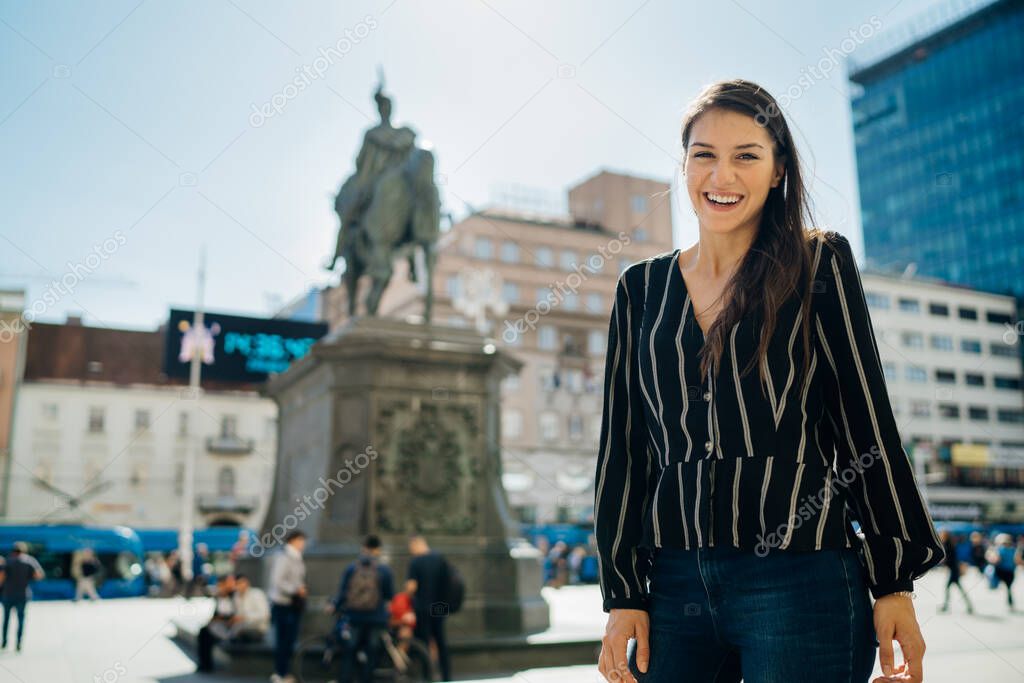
[162, 308, 328, 383]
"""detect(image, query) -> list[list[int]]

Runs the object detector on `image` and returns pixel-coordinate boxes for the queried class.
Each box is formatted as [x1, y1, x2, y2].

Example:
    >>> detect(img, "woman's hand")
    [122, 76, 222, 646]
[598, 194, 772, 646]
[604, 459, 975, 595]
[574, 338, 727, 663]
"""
[598, 608, 649, 683]
[872, 594, 925, 682]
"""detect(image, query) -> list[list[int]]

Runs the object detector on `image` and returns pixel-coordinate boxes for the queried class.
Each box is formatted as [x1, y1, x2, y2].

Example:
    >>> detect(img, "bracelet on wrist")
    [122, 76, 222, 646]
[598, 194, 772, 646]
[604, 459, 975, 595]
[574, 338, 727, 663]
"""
[883, 590, 916, 600]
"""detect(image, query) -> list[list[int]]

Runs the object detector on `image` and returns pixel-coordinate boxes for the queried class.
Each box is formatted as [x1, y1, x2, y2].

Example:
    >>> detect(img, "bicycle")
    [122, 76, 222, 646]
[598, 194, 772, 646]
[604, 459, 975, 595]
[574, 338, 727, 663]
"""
[293, 617, 433, 682]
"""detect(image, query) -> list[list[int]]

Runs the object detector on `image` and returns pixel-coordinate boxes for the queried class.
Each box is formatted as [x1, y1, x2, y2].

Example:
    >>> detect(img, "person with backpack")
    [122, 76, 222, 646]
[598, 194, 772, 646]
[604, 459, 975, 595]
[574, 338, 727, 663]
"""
[330, 534, 394, 683]
[405, 534, 459, 682]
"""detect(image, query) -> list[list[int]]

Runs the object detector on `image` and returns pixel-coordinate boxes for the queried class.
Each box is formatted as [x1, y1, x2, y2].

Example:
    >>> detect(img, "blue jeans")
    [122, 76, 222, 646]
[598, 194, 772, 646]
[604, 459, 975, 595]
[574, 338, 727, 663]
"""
[628, 543, 877, 682]
[2, 598, 27, 647]
[271, 603, 303, 676]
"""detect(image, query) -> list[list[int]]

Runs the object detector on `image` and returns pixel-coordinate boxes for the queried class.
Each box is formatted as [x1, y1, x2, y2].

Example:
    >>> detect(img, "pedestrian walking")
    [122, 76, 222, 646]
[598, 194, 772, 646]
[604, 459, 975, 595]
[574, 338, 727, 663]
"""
[938, 529, 973, 614]
[73, 548, 102, 602]
[986, 533, 1020, 611]
[594, 80, 945, 683]
[0, 542, 45, 652]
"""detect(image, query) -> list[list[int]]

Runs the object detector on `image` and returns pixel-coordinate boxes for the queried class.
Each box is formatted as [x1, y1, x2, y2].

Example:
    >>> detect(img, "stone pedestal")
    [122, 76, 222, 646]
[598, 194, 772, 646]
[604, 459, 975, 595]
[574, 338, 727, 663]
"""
[251, 316, 550, 639]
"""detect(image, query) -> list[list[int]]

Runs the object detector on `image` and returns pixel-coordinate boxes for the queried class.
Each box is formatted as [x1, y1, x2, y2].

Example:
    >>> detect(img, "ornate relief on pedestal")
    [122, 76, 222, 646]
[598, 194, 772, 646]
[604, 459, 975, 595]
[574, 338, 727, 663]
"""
[374, 400, 482, 533]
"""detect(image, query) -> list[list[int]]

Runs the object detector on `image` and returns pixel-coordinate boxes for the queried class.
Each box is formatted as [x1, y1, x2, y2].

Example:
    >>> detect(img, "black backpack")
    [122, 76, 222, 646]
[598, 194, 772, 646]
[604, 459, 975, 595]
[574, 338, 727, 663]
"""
[440, 558, 465, 615]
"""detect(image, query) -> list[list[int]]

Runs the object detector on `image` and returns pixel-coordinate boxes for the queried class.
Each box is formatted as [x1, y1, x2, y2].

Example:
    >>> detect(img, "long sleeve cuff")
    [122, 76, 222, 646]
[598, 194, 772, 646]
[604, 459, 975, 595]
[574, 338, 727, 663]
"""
[603, 593, 651, 613]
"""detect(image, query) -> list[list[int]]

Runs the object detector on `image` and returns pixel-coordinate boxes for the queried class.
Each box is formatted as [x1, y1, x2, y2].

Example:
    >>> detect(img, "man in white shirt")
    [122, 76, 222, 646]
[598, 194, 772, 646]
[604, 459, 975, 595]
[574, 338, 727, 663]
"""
[269, 530, 307, 683]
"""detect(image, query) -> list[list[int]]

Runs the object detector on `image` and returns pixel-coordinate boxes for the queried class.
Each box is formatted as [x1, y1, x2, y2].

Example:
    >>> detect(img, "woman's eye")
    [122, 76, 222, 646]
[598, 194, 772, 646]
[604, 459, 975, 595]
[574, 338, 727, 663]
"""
[693, 152, 759, 159]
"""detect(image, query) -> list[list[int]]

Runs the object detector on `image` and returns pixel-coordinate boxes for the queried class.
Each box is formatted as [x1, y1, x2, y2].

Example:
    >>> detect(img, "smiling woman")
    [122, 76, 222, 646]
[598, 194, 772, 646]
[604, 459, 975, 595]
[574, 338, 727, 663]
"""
[594, 79, 944, 683]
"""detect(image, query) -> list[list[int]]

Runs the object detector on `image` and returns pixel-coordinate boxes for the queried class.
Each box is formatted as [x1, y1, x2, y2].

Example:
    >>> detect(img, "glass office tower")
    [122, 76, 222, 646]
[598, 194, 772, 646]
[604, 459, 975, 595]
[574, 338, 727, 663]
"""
[848, 0, 1024, 298]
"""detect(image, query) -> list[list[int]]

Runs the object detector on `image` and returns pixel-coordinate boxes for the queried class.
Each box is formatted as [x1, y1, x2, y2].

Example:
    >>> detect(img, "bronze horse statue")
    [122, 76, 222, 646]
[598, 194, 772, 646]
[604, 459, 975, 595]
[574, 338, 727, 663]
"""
[327, 77, 440, 324]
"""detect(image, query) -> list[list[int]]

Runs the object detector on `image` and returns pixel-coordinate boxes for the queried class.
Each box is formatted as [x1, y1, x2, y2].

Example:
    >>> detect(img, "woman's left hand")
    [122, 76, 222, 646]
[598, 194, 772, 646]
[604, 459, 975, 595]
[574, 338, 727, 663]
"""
[872, 594, 925, 682]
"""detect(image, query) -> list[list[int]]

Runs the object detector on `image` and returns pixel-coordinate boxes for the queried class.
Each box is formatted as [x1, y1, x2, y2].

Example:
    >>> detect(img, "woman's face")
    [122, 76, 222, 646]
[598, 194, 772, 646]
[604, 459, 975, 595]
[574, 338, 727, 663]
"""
[683, 108, 785, 235]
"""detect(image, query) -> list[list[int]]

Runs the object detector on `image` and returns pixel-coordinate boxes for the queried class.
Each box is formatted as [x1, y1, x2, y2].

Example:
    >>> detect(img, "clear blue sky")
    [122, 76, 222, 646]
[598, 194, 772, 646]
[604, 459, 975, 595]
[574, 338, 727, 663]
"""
[0, 0, 941, 330]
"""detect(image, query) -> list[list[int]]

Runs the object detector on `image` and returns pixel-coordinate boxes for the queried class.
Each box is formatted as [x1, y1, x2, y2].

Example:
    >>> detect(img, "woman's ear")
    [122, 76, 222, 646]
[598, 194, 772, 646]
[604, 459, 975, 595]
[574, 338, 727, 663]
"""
[771, 157, 786, 188]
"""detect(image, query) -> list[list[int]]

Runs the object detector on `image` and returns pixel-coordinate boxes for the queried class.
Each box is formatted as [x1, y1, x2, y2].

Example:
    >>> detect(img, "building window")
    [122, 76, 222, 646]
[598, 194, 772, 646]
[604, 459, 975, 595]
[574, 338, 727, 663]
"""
[88, 407, 105, 434]
[960, 339, 982, 354]
[446, 274, 461, 300]
[220, 415, 238, 438]
[898, 298, 920, 314]
[934, 369, 956, 384]
[929, 335, 953, 351]
[631, 194, 648, 213]
[634, 227, 648, 242]
[500, 241, 519, 263]
[928, 302, 949, 316]
[502, 409, 523, 439]
[539, 412, 560, 441]
[905, 366, 927, 383]
[958, 307, 978, 321]
[134, 409, 150, 431]
[564, 369, 584, 393]
[967, 406, 989, 421]
[588, 330, 606, 355]
[866, 292, 890, 309]
[882, 362, 897, 382]
[568, 414, 584, 441]
[901, 332, 923, 349]
[994, 376, 1021, 390]
[177, 412, 189, 436]
[535, 247, 554, 268]
[937, 403, 960, 419]
[964, 373, 985, 387]
[474, 237, 493, 260]
[501, 375, 520, 392]
[502, 282, 519, 304]
[538, 325, 558, 350]
[619, 258, 630, 274]
[539, 365, 558, 392]
[559, 250, 577, 271]
[563, 293, 579, 311]
[910, 400, 931, 417]
[990, 342, 1017, 357]
[217, 466, 236, 496]
[41, 403, 58, 420]
[585, 293, 602, 313]
[986, 311, 1012, 325]
[514, 505, 537, 524]
[997, 409, 1024, 424]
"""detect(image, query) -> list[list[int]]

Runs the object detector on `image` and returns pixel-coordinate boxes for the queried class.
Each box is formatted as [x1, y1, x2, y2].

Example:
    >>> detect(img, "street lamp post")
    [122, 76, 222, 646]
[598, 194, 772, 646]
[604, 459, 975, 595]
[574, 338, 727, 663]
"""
[178, 247, 207, 583]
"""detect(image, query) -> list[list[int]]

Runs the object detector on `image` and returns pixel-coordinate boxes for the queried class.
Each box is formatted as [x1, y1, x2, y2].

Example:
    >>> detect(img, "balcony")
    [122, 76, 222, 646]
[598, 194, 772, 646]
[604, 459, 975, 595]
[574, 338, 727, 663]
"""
[196, 493, 259, 513]
[205, 435, 255, 455]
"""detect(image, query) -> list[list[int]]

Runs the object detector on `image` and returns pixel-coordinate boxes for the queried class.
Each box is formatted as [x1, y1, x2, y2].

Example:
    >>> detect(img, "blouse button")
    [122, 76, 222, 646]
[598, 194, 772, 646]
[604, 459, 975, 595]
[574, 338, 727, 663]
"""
[703, 391, 711, 401]
[705, 440, 713, 452]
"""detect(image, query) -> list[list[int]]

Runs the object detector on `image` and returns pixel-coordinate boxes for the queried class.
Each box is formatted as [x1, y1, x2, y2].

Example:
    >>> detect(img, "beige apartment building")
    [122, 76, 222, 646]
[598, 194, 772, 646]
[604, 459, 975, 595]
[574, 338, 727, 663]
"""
[322, 169, 675, 526]
[0, 290, 28, 517]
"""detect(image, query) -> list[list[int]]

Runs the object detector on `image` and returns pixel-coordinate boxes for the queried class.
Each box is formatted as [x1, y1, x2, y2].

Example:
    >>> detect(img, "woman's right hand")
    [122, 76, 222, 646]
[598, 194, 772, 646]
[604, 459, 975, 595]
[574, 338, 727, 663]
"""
[598, 608, 649, 682]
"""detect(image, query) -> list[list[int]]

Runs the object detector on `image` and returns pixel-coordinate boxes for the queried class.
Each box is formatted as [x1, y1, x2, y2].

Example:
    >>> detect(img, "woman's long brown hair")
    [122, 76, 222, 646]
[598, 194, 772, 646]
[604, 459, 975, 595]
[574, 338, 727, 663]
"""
[680, 79, 826, 395]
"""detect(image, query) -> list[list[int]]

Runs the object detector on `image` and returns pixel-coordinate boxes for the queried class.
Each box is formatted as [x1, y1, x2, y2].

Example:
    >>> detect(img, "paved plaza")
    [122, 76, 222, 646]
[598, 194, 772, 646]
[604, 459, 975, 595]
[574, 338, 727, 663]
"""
[0, 567, 1021, 682]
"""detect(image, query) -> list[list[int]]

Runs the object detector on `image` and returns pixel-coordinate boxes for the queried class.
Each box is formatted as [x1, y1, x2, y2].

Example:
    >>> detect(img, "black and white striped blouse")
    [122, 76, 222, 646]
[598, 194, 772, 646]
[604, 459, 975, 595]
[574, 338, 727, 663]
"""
[593, 230, 946, 613]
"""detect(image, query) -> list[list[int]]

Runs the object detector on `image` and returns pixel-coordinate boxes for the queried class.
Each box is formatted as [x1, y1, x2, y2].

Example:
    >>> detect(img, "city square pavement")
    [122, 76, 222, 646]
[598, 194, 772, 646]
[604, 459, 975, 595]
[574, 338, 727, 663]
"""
[0, 566, 1021, 683]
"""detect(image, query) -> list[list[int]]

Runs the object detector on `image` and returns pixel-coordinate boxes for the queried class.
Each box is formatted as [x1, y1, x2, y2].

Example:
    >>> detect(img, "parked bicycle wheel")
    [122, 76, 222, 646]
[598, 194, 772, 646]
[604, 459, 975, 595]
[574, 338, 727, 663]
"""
[292, 633, 337, 682]
[380, 635, 433, 683]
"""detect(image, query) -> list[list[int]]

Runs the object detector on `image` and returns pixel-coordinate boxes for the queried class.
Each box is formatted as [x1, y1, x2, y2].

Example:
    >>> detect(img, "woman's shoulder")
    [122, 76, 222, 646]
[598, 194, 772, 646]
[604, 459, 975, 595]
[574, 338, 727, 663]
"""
[805, 228, 857, 284]
[618, 249, 677, 289]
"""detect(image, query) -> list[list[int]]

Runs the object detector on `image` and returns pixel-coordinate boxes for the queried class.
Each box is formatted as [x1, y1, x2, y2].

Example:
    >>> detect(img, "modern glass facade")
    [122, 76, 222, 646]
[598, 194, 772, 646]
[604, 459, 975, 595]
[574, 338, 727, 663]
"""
[849, 0, 1024, 297]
